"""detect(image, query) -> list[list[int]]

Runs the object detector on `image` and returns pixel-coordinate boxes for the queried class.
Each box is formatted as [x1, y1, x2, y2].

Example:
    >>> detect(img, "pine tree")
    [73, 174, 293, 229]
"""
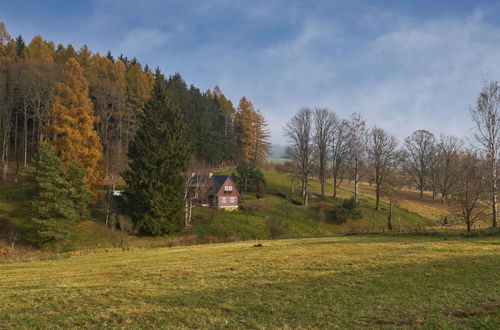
[122, 70, 190, 235]
[29, 144, 77, 244]
[15, 35, 25, 57]
[47, 58, 103, 187]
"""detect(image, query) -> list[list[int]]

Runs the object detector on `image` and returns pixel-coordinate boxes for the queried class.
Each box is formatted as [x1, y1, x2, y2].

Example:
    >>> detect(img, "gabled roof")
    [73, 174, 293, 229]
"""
[210, 175, 240, 196]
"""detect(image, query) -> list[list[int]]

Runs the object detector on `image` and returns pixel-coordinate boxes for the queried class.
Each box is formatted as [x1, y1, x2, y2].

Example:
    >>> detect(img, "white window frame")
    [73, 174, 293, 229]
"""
[221, 197, 226, 203]
[224, 185, 232, 191]
[230, 197, 235, 203]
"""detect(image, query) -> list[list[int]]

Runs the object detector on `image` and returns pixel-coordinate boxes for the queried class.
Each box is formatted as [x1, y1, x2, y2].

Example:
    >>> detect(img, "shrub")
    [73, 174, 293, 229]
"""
[330, 198, 362, 224]
[267, 217, 289, 238]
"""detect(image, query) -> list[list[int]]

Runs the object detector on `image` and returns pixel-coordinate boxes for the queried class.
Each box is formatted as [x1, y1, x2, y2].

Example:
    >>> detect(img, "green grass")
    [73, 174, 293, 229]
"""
[0, 168, 440, 252]
[0, 235, 498, 328]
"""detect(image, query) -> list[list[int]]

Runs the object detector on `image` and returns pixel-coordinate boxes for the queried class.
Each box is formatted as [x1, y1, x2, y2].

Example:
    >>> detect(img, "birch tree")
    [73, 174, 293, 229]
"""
[471, 80, 500, 228]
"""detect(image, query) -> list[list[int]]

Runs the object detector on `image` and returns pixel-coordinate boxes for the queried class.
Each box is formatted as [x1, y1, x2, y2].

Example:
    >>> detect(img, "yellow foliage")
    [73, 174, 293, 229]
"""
[46, 58, 103, 186]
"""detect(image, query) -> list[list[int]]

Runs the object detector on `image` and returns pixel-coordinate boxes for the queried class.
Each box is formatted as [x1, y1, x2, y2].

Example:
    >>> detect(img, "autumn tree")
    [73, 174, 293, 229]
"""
[236, 96, 257, 162]
[46, 58, 103, 186]
[122, 70, 190, 235]
[252, 110, 271, 164]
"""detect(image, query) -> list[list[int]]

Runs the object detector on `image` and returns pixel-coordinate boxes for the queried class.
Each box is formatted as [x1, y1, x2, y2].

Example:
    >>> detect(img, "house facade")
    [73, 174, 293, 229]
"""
[188, 174, 240, 211]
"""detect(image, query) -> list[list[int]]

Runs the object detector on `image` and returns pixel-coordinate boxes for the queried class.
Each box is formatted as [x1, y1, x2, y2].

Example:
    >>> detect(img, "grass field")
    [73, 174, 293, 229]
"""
[0, 234, 498, 328]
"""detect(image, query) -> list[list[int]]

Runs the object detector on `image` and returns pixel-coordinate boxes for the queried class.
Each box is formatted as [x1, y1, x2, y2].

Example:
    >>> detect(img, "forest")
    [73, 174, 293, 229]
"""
[0, 22, 271, 243]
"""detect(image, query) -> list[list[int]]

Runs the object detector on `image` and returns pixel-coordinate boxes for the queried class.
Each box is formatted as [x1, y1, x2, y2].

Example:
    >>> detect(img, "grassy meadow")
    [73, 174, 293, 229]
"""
[0, 235, 499, 328]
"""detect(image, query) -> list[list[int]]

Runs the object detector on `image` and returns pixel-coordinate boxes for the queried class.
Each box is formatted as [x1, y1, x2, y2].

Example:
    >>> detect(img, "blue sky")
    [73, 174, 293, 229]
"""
[4, 0, 500, 144]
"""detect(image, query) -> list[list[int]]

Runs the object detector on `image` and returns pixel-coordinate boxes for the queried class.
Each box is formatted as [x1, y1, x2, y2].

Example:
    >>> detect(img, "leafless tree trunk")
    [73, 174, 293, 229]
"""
[285, 108, 314, 206]
[452, 150, 486, 232]
[471, 80, 500, 229]
[366, 127, 398, 210]
[436, 135, 463, 204]
[0, 65, 14, 181]
[403, 130, 435, 200]
[347, 113, 366, 203]
[184, 159, 210, 226]
[331, 118, 350, 198]
[313, 108, 335, 197]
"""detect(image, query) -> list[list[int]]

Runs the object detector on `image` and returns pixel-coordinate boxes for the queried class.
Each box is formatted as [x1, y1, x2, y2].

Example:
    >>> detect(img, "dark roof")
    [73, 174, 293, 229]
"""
[210, 175, 230, 195]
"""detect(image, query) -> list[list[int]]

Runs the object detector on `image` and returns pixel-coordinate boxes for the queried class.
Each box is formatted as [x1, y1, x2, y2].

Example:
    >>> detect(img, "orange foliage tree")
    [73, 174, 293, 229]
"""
[46, 58, 103, 186]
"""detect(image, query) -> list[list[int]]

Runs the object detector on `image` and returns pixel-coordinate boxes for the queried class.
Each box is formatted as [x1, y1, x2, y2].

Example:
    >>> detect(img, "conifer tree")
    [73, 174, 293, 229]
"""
[67, 161, 90, 221]
[235, 96, 257, 162]
[47, 58, 103, 187]
[122, 70, 190, 235]
[29, 144, 77, 244]
[252, 110, 271, 164]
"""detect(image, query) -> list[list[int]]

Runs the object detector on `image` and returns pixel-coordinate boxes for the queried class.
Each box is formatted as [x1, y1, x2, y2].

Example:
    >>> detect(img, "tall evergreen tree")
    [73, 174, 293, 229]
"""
[122, 70, 190, 235]
[29, 144, 77, 244]
[67, 161, 90, 221]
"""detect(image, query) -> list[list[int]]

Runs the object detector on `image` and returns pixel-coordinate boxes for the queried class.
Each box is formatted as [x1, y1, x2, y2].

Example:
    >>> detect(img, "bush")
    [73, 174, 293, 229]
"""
[330, 198, 362, 224]
[241, 198, 276, 212]
[267, 217, 289, 238]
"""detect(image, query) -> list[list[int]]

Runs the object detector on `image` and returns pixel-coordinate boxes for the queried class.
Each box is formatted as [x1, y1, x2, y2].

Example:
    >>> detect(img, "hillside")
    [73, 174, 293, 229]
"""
[0, 167, 476, 254]
[0, 235, 498, 328]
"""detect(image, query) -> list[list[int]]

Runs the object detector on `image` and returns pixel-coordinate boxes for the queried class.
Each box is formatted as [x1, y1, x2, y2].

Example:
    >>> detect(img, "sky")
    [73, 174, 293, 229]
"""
[3, 0, 500, 145]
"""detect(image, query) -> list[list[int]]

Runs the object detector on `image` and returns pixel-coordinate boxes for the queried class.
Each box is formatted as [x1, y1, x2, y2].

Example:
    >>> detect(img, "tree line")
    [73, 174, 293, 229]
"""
[284, 81, 500, 232]
[0, 24, 271, 183]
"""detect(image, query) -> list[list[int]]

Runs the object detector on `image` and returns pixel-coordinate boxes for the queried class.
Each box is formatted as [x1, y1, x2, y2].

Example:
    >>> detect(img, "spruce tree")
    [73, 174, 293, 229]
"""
[29, 144, 77, 244]
[67, 161, 90, 221]
[122, 70, 190, 235]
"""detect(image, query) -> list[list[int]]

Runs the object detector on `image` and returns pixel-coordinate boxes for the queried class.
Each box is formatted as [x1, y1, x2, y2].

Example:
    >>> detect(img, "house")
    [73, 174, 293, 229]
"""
[187, 173, 240, 211]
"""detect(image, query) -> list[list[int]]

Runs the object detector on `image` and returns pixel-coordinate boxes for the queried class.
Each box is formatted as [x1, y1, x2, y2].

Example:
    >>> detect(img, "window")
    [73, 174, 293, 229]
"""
[224, 185, 232, 191]
[221, 197, 226, 203]
[230, 197, 235, 203]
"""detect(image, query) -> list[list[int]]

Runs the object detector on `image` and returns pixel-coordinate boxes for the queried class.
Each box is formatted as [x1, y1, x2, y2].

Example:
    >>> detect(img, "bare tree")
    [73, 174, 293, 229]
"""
[0, 65, 14, 181]
[366, 127, 398, 210]
[184, 159, 211, 226]
[436, 135, 463, 204]
[285, 108, 314, 206]
[403, 130, 435, 200]
[313, 108, 335, 197]
[0, 22, 11, 45]
[347, 113, 366, 203]
[331, 118, 350, 198]
[471, 81, 500, 229]
[452, 150, 486, 232]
